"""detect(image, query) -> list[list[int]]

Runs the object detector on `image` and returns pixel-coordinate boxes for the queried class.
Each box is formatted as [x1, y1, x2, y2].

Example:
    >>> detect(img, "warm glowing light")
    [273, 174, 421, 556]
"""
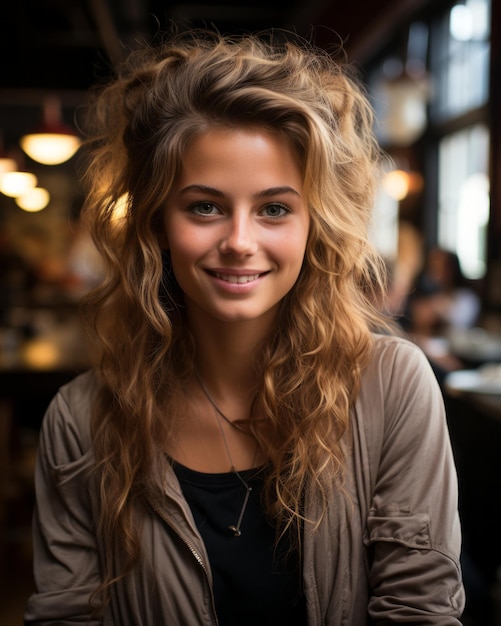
[15, 187, 50, 212]
[20, 133, 81, 165]
[22, 339, 60, 369]
[382, 169, 424, 201]
[0, 157, 17, 178]
[0, 171, 37, 197]
[382, 170, 410, 200]
[20, 97, 81, 165]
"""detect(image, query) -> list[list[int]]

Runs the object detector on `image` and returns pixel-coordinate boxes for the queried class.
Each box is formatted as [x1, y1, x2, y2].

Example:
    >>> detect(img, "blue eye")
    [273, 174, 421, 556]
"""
[262, 203, 289, 218]
[190, 202, 220, 216]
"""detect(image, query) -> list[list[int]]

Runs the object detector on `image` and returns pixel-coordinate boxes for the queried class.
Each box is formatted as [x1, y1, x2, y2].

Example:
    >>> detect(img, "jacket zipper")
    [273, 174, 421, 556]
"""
[150, 500, 219, 625]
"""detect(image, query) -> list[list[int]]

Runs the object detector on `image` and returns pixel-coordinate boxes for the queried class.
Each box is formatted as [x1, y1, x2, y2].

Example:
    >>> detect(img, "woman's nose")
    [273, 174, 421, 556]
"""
[218, 212, 258, 257]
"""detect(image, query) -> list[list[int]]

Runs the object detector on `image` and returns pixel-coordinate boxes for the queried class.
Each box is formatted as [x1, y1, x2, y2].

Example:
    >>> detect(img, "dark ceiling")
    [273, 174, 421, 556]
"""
[0, 0, 428, 148]
[1, 0, 425, 92]
[2, 0, 314, 92]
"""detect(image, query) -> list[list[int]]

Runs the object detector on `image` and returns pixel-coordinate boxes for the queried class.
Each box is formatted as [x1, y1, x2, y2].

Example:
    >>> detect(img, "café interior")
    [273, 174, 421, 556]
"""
[1, 0, 501, 623]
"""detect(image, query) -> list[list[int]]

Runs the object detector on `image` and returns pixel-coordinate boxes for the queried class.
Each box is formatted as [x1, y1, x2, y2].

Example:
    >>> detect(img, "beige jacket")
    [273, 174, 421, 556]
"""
[25, 334, 465, 625]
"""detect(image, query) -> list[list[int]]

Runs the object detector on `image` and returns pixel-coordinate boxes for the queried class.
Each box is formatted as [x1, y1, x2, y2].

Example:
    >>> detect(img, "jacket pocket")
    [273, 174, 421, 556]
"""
[364, 507, 432, 550]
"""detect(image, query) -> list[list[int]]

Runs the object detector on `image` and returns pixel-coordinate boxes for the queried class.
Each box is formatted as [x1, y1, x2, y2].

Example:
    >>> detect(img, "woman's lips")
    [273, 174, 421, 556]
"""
[206, 269, 270, 291]
[211, 271, 262, 284]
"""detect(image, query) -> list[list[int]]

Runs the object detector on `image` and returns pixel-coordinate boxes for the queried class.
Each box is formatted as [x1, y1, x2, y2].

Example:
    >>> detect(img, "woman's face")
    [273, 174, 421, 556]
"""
[162, 127, 310, 327]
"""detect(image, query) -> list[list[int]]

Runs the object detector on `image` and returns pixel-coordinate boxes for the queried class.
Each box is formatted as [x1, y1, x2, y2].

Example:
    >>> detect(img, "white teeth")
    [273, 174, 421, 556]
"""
[213, 272, 260, 284]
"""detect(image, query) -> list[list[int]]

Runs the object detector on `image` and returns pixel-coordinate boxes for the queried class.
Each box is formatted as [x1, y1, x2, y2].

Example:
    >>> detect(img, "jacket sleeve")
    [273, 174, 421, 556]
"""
[24, 380, 108, 625]
[364, 337, 465, 623]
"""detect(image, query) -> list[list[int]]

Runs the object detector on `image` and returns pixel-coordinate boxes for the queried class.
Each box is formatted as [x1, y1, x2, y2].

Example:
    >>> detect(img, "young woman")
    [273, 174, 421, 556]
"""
[25, 32, 464, 625]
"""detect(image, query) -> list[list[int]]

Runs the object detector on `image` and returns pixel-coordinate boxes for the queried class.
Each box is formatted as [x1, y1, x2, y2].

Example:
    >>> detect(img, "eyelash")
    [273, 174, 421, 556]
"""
[189, 201, 291, 218]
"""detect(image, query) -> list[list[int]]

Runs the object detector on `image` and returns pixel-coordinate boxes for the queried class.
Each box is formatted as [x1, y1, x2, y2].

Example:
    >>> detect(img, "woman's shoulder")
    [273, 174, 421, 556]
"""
[57, 369, 102, 408]
[39, 370, 102, 461]
[357, 333, 440, 420]
[366, 332, 431, 378]
[353, 333, 446, 477]
[356, 332, 443, 436]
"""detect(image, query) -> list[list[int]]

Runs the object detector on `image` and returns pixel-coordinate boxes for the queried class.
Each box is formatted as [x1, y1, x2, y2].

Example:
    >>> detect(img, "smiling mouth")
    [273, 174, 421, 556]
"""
[211, 271, 264, 284]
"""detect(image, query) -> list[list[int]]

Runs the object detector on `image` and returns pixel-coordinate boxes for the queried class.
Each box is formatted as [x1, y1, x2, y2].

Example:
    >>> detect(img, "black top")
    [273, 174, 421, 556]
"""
[173, 462, 307, 626]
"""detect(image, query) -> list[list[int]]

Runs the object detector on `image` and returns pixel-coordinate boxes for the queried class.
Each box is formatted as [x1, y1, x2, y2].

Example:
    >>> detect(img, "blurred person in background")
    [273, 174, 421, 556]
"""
[405, 247, 481, 337]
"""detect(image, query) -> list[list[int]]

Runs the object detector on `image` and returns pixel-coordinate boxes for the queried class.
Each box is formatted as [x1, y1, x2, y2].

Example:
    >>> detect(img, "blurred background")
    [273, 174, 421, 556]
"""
[1, 0, 500, 623]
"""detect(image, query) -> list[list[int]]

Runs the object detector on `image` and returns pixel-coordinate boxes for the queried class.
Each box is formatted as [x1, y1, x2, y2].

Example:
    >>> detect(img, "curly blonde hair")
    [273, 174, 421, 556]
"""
[80, 30, 387, 607]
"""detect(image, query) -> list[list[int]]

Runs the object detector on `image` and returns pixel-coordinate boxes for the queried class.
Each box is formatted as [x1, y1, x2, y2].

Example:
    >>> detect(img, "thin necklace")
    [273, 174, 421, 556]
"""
[195, 370, 254, 437]
[195, 372, 258, 537]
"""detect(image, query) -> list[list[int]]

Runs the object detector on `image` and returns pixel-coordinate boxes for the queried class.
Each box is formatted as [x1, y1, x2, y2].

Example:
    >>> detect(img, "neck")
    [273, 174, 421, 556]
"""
[185, 314, 276, 428]
[187, 311, 275, 395]
[168, 310, 272, 472]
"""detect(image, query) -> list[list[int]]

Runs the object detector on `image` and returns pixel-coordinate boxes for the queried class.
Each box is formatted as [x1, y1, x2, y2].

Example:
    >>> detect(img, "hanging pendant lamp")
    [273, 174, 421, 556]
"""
[20, 97, 81, 165]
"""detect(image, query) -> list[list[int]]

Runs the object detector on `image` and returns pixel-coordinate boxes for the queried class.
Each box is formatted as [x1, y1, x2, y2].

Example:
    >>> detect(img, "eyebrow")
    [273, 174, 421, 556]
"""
[178, 184, 301, 199]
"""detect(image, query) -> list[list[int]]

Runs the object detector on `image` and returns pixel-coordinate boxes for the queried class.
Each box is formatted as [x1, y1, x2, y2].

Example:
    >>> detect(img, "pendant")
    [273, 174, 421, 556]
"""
[227, 484, 252, 537]
[228, 525, 242, 537]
